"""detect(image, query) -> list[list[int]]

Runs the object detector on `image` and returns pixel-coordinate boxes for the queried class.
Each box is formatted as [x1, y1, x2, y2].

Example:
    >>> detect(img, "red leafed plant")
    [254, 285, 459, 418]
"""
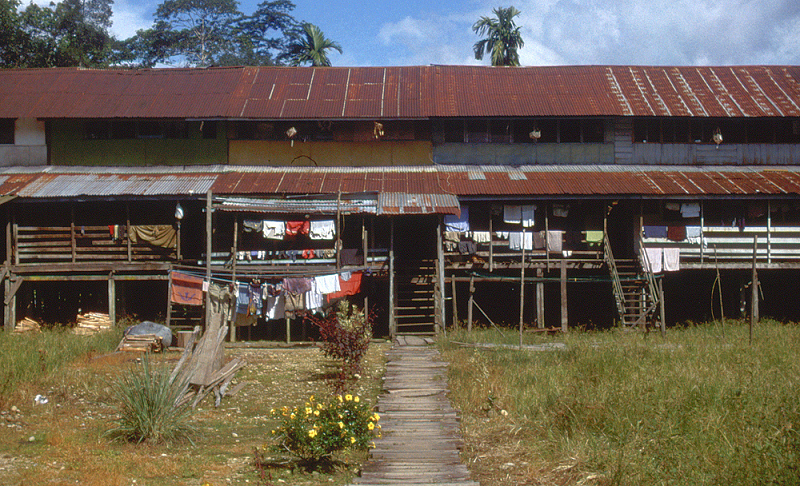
[308, 301, 373, 387]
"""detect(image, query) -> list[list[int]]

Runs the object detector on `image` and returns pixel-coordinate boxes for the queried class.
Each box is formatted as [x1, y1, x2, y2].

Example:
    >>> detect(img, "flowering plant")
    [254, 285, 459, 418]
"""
[268, 394, 381, 462]
[308, 301, 373, 384]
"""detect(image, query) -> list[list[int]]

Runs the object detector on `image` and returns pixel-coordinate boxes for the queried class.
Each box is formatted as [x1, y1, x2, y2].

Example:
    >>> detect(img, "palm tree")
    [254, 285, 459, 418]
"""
[283, 23, 342, 67]
[472, 6, 524, 66]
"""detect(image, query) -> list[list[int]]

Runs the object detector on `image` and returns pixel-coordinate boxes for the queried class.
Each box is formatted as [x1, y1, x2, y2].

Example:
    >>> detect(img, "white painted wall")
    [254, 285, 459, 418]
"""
[15, 118, 46, 146]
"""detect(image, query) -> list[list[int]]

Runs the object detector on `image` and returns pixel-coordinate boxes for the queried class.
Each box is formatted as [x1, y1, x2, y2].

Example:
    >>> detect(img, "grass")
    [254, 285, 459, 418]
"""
[0, 330, 388, 485]
[441, 320, 800, 485]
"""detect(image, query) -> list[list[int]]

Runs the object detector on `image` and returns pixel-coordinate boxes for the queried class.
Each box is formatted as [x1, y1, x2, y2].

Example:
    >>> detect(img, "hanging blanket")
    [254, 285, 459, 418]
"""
[170, 272, 204, 306]
[129, 225, 177, 249]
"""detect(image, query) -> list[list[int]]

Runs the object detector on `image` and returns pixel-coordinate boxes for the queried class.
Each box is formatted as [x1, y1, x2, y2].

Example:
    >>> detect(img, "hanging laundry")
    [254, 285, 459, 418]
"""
[552, 204, 570, 217]
[584, 230, 604, 247]
[665, 202, 681, 212]
[108, 225, 121, 240]
[644, 248, 663, 273]
[521, 205, 536, 228]
[680, 203, 700, 218]
[129, 225, 177, 249]
[263, 221, 285, 240]
[234, 282, 249, 316]
[508, 232, 533, 251]
[686, 226, 702, 245]
[248, 282, 263, 316]
[305, 280, 324, 313]
[495, 231, 509, 240]
[458, 241, 477, 255]
[322, 249, 336, 259]
[265, 294, 285, 320]
[444, 206, 469, 233]
[283, 277, 313, 294]
[208, 282, 234, 326]
[326, 272, 363, 302]
[472, 231, 491, 243]
[286, 220, 310, 236]
[302, 249, 316, 259]
[504, 205, 522, 224]
[309, 220, 336, 240]
[667, 226, 687, 241]
[643, 226, 668, 239]
[284, 292, 305, 314]
[314, 274, 341, 294]
[242, 220, 263, 233]
[546, 230, 563, 252]
[533, 231, 546, 249]
[170, 272, 204, 306]
[663, 248, 680, 272]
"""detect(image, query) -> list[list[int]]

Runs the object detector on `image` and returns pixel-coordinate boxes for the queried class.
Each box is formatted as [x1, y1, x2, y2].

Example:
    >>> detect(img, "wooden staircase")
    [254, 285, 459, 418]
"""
[604, 234, 660, 328]
[394, 260, 437, 336]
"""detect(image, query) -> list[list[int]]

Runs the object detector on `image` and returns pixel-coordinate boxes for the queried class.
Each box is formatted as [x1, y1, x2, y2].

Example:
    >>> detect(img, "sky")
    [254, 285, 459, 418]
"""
[53, 0, 800, 66]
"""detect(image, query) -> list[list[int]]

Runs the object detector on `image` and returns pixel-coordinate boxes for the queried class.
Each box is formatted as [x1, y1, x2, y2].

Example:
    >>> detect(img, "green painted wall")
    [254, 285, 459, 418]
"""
[48, 120, 228, 166]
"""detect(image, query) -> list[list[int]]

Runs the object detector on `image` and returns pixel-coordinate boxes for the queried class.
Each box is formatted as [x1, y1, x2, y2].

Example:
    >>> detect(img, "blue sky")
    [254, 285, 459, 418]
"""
[90, 0, 800, 66]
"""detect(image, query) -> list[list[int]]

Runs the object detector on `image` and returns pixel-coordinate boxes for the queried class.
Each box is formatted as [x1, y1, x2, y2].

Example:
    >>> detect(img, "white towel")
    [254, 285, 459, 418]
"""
[686, 226, 702, 245]
[509, 232, 533, 251]
[305, 281, 324, 312]
[444, 206, 470, 233]
[681, 203, 700, 218]
[644, 248, 663, 273]
[310, 220, 336, 240]
[546, 230, 563, 252]
[263, 221, 285, 240]
[265, 295, 285, 320]
[314, 274, 341, 294]
[495, 231, 509, 240]
[521, 205, 536, 228]
[504, 205, 521, 224]
[472, 231, 491, 243]
[664, 248, 680, 272]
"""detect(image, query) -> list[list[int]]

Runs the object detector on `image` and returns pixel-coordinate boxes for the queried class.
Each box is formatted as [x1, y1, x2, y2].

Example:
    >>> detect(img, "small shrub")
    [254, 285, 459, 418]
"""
[106, 356, 195, 444]
[267, 393, 380, 464]
[308, 301, 373, 384]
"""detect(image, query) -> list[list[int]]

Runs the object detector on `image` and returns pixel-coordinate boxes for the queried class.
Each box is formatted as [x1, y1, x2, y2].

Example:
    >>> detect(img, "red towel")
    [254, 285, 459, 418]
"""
[171, 272, 204, 306]
[326, 272, 363, 301]
[285, 221, 310, 236]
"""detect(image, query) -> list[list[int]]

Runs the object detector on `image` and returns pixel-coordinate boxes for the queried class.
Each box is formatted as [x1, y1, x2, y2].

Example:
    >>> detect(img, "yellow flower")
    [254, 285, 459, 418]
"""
[308, 429, 317, 438]
[271, 429, 276, 435]
[309, 395, 315, 401]
[313, 410, 320, 416]
[337, 395, 343, 402]
[305, 407, 312, 415]
[269, 408, 275, 414]
[345, 394, 353, 401]
[354, 396, 360, 403]
[338, 421, 345, 429]
[290, 413, 295, 419]
[367, 422, 375, 431]
[370, 441, 375, 448]
[350, 436, 356, 444]
[372, 413, 380, 421]
[317, 403, 324, 410]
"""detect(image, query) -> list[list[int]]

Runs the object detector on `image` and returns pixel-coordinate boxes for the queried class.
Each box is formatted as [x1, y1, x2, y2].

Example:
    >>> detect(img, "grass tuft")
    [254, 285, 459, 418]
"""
[106, 356, 196, 444]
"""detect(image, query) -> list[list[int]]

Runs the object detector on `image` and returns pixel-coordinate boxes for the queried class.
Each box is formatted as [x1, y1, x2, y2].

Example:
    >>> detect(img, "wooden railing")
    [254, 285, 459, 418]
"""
[603, 233, 626, 317]
[14, 225, 175, 264]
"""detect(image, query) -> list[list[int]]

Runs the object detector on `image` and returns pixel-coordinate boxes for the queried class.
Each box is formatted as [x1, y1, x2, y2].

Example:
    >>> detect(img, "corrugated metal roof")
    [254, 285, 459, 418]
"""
[214, 196, 378, 215]
[3, 166, 800, 200]
[2, 65, 799, 119]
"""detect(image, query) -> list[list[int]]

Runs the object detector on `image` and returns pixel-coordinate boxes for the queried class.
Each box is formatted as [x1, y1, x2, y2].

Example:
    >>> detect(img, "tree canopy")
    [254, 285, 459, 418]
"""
[472, 6, 524, 67]
[0, 0, 340, 68]
[282, 23, 342, 67]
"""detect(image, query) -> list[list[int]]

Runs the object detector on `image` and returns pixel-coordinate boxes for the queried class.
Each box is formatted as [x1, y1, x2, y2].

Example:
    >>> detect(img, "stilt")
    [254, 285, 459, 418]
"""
[519, 234, 525, 347]
[108, 272, 116, 325]
[230, 218, 238, 343]
[205, 190, 213, 329]
[560, 259, 568, 332]
[451, 277, 459, 329]
[658, 278, 666, 338]
[751, 236, 759, 344]
[536, 268, 545, 328]
[467, 275, 474, 332]
[389, 219, 395, 339]
[286, 316, 291, 344]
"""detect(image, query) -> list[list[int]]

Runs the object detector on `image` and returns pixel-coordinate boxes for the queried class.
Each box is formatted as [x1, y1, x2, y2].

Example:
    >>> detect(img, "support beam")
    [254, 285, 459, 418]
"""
[437, 219, 446, 334]
[560, 259, 568, 332]
[658, 278, 666, 338]
[4, 278, 15, 332]
[536, 268, 545, 328]
[108, 272, 116, 325]
[205, 190, 213, 329]
[519, 232, 525, 347]
[286, 316, 291, 344]
[451, 276, 459, 329]
[751, 236, 759, 344]
[389, 219, 395, 339]
[230, 217, 238, 343]
[467, 274, 474, 332]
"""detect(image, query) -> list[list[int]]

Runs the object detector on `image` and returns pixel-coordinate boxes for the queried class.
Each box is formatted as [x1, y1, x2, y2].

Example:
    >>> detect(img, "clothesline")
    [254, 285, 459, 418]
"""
[172, 264, 371, 284]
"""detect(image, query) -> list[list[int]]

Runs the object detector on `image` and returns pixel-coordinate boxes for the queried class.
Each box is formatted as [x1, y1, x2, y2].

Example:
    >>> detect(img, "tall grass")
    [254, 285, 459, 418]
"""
[443, 320, 800, 485]
[0, 327, 123, 404]
[106, 356, 195, 444]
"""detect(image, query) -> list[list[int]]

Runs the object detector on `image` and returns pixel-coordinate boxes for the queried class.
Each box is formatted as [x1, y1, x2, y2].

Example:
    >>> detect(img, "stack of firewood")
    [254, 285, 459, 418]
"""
[116, 334, 164, 353]
[74, 312, 113, 335]
[14, 317, 41, 333]
[171, 325, 246, 409]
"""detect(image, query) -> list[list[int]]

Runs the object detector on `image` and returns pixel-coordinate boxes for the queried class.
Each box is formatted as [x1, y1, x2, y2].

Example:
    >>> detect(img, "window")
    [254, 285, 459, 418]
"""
[0, 119, 14, 145]
[85, 120, 188, 140]
[201, 121, 217, 139]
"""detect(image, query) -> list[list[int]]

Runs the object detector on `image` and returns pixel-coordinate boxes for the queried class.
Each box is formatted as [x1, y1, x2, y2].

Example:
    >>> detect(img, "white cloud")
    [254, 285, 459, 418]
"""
[109, 0, 153, 40]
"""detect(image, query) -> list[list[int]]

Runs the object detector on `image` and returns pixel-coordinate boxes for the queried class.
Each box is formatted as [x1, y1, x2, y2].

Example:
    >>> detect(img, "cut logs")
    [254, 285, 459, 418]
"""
[14, 317, 41, 333]
[74, 312, 113, 335]
[116, 333, 164, 353]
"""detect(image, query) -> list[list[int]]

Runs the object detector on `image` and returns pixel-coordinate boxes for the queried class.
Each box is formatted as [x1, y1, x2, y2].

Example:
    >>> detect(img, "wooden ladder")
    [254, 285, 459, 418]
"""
[394, 260, 437, 336]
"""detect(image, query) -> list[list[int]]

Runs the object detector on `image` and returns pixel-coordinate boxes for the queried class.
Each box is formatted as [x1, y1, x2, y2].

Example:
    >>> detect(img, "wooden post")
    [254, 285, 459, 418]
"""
[4, 277, 15, 331]
[230, 217, 238, 343]
[70, 205, 76, 263]
[362, 217, 368, 267]
[205, 190, 213, 329]
[286, 316, 291, 344]
[451, 277, 459, 329]
[489, 214, 494, 272]
[658, 278, 666, 338]
[389, 219, 395, 339]
[166, 271, 173, 327]
[467, 274, 474, 332]
[536, 268, 545, 328]
[3, 276, 11, 332]
[5, 219, 11, 265]
[560, 259, 568, 332]
[751, 236, 758, 344]
[126, 203, 132, 262]
[336, 191, 342, 270]
[519, 231, 525, 348]
[108, 272, 116, 326]
[437, 219, 446, 334]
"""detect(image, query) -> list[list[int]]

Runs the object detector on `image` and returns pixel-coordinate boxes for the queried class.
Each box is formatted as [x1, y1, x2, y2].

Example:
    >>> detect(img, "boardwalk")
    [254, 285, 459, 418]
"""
[352, 336, 479, 486]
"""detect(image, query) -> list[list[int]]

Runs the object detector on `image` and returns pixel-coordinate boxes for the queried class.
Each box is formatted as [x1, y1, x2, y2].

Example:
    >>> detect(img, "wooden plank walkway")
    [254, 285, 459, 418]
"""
[352, 336, 479, 486]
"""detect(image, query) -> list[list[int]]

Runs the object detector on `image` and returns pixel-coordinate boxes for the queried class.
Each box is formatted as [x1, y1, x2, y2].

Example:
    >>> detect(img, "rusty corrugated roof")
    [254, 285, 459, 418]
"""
[2, 166, 800, 200]
[2, 65, 799, 120]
